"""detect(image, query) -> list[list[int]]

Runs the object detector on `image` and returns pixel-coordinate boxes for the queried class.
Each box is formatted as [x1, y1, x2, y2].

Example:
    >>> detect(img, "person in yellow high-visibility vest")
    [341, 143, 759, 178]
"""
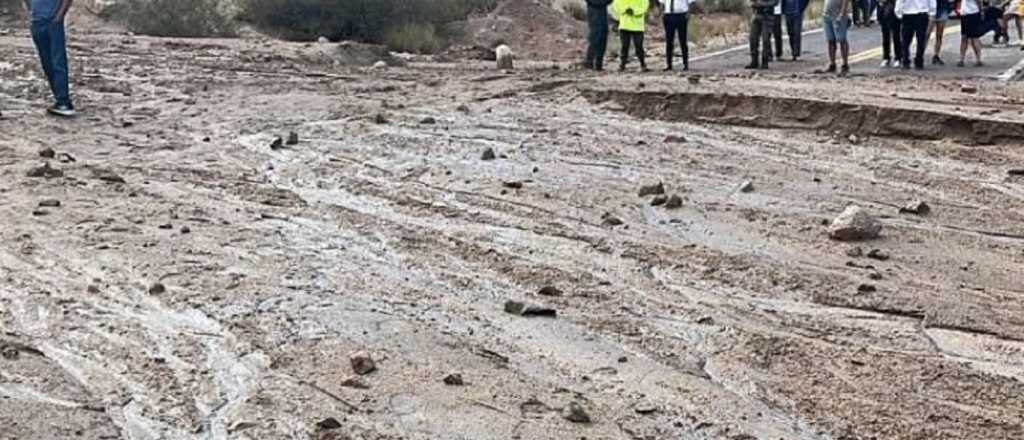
[613, 0, 650, 71]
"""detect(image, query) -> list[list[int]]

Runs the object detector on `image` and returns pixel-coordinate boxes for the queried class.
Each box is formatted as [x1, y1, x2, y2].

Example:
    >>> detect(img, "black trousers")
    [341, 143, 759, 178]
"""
[771, 14, 784, 58]
[900, 13, 929, 67]
[664, 13, 689, 69]
[784, 13, 804, 58]
[620, 30, 646, 68]
[749, 9, 775, 66]
[585, 7, 610, 69]
[880, 11, 903, 62]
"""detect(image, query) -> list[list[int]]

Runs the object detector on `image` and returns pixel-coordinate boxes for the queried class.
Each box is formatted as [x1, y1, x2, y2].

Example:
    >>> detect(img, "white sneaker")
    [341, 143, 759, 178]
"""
[47, 104, 77, 118]
[880, 60, 891, 68]
[893, 60, 901, 68]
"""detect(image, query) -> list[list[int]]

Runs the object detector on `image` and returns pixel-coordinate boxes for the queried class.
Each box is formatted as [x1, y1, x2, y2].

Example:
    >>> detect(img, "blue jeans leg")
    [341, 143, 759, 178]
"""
[31, 19, 72, 107]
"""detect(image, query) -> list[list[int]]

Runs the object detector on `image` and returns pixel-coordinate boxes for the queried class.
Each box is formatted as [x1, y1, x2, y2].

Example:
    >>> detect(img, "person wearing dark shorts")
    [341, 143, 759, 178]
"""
[824, 0, 853, 74]
[896, 0, 936, 70]
[958, 0, 985, 66]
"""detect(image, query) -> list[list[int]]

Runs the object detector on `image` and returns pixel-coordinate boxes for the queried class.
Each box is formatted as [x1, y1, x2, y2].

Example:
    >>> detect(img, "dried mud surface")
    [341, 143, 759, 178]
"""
[2, 28, 1024, 440]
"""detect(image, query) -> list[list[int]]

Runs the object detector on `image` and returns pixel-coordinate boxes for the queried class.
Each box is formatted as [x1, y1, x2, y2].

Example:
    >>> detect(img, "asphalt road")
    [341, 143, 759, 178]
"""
[686, 18, 1024, 80]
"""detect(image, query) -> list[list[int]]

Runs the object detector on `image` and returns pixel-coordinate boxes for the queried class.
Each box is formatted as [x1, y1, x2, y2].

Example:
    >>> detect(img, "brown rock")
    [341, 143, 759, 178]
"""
[537, 286, 562, 297]
[899, 200, 930, 215]
[148, 283, 166, 295]
[828, 206, 881, 241]
[664, 195, 683, 209]
[504, 300, 557, 317]
[638, 182, 665, 197]
[443, 374, 465, 386]
[350, 351, 376, 375]
[26, 162, 63, 179]
[38, 147, 56, 158]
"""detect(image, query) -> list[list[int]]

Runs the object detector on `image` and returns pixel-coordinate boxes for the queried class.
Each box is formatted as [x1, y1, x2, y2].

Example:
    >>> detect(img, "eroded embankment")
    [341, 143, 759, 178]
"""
[584, 89, 1024, 145]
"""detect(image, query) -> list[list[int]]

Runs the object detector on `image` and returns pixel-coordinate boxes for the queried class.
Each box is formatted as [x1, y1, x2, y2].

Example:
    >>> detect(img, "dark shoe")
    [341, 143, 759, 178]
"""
[914, 63, 924, 70]
[664, 66, 673, 72]
[975, 61, 984, 67]
[932, 55, 944, 66]
[956, 60, 965, 67]
[744, 62, 760, 69]
[826, 64, 837, 73]
[619, 64, 627, 72]
[840, 64, 850, 75]
[47, 104, 76, 118]
[640, 65, 650, 72]
[682, 65, 689, 71]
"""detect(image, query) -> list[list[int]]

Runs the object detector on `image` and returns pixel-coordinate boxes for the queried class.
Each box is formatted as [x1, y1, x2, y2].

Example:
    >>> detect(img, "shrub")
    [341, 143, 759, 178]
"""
[110, 0, 236, 37]
[384, 23, 442, 54]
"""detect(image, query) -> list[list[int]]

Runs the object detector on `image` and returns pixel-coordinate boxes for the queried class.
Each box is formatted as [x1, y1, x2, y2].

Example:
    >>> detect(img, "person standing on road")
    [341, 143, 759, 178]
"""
[585, 0, 614, 71]
[823, 0, 853, 74]
[782, 0, 810, 60]
[746, 0, 781, 69]
[929, 0, 952, 65]
[614, 0, 650, 71]
[879, 0, 904, 67]
[896, 0, 936, 69]
[27, 0, 76, 117]
[769, 0, 784, 62]
[1001, 0, 1023, 44]
[958, 0, 985, 65]
[659, 0, 696, 71]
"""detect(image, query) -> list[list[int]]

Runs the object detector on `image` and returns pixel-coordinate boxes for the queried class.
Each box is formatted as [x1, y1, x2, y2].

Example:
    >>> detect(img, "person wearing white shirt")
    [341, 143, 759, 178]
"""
[957, 0, 984, 66]
[895, 0, 937, 69]
[659, 0, 696, 71]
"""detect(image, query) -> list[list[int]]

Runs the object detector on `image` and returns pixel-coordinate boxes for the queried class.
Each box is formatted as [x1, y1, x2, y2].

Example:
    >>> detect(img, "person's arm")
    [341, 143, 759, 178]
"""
[56, 0, 74, 22]
[929, 0, 937, 15]
[636, 0, 651, 14]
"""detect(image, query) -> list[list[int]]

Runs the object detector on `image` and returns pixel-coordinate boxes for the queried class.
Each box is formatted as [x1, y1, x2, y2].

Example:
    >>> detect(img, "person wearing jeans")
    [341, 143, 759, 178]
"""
[29, 0, 75, 117]
[896, 0, 936, 69]
[782, 0, 810, 60]
[823, 0, 852, 74]
[660, 0, 695, 71]
[584, 0, 613, 71]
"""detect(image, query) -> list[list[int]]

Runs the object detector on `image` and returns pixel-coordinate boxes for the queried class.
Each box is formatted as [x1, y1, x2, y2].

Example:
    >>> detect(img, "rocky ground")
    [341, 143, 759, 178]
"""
[2, 13, 1024, 440]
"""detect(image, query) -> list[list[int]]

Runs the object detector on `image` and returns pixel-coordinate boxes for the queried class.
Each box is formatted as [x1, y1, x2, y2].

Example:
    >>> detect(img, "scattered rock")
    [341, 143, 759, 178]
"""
[456, 104, 471, 114]
[270, 137, 284, 150]
[696, 316, 715, 325]
[350, 351, 376, 375]
[848, 134, 860, 144]
[503, 181, 524, 189]
[664, 135, 687, 143]
[857, 283, 877, 293]
[180, 226, 191, 234]
[846, 247, 864, 258]
[1009, 169, 1024, 176]
[38, 147, 55, 158]
[495, 44, 514, 70]
[538, 286, 563, 297]
[158, 223, 173, 230]
[504, 300, 557, 317]
[286, 132, 299, 145]
[563, 402, 592, 424]
[148, 282, 166, 295]
[617, 356, 628, 363]
[634, 401, 659, 415]
[867, 249, 890, 261]
[419, 116, 437, 125]
[26, 162, 63, 179]
[520, 398, 551, 416]
[317, 36, 330, 44]
[316, 417, 342, 430]
[651, 195, 668, 206]
[341, 377, 370, 389]
[372, 113, 389, 124]
[828, 206, 881, 241]
[31, 209, 49, 217]
[739, 181, 755, 193]
[601, 213, 624, 226]
[481, 147, 497, 161]
[1, 346, 18, 360]
[372, 60, 388, 70]
[38, 199, 61, 208]
[687, 76, 701, 85]
[87, 285, 101, 294]
[638, 182, 665, 197]
[868, 272, 884, 280]
[443, 373, 465, 386]
[899, 200, 930, 215]
[961, 84, 978, 94]
[94, 169, 126, 184]
[664, 195, 683, 209]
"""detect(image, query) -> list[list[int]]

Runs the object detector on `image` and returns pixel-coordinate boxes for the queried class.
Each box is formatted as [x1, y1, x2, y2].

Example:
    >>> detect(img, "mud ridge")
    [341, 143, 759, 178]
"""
[584, 89, 1024, 144]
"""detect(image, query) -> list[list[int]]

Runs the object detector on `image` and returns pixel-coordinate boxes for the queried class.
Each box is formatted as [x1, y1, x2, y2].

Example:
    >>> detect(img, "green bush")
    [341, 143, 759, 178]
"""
[240, 0, 499, 43]
[384, 23, 442, 54]
[110, 0, 236, 37]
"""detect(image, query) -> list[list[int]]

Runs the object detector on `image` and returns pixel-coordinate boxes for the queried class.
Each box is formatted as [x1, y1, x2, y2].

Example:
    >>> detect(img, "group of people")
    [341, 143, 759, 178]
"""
[584, 0, 1021, 74]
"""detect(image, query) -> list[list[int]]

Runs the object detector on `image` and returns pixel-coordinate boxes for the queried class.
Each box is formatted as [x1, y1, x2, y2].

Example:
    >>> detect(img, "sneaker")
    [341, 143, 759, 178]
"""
[840, 64, 850, 75]
[47, 104, 76, 118]
[957, 60, 965, 67]
[826, 64, 837, 73]
[744, 63, 760, 69]
[663, 66, 673, 72]
[975, 61, 984, 67]
[880, 60, 891, 68]
[932, 55, 945, 66]
[894, 60, 902, 68]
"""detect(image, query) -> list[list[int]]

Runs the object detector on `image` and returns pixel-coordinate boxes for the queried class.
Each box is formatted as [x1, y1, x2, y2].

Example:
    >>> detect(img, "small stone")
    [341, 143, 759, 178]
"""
[651, 195, 668, 206]
[286, 132, 299, 145]
[270, 137, 284, 150]
[899, 200, 930, 215]
[148, 283, 166, 295]
[495, 44, 514, 70]
[634, 401, 659, 415]
[372, 60, 388, 70]
[341, 377, 370, 389]
[202, 137, 211, 142]
[664, 195, 683, 209]
[961, 84, 978, 94]
[456, 104, 471, 114]
[38, 147, 55, 158]
[316, 417, 342, 430]
[94, 169, 126, 184]
[617, 356, 628, 363]
[846, 247, 864, 258]
[601, 213, 624, 226]
[1009, 169, 1024, 176]
[419, 116, 437, 125]
[26, 162, 63, 179]
[158, 223, 173, 230]
[317, 36, 330, 44]
[638, 182, 665, 197]
[37, 199, 60, 209]
[350, 351, 376, 375]
[1, 346, 18, 360]
[87, 285, 100, 294]
[503, 181, 524, 189]
[848, 134, 860, 144]
[868, 272, 884, 280]
[443, 374, 465, 386]
[828, 206, 882, 241]
[687, 76, 701, 85]
[739, 181, 755, 193]
[563, 402, 592, 424]
[31, 209, 49, 217]
[857, 283, 877, 293]
[180, 226, 191, 234]
[696, 316, 715, 325]
[538, 286, 562, 296]
[867, 249, 890, 261]
[504, 300, 557, 317]
[664, 135, 687, 143]
[373, 114, 389, 124]
[481, 147, 496, 161]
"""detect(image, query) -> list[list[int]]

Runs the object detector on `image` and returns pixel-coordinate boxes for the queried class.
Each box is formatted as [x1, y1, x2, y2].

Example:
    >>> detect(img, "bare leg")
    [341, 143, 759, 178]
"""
[1017, 16, 1023, 41]
[841, 41, 850, 65]
[960, 37, 968, 63]
[828, 41, 837, 65]
[933, 22, 945, 57]
[972, 38, 982, 63]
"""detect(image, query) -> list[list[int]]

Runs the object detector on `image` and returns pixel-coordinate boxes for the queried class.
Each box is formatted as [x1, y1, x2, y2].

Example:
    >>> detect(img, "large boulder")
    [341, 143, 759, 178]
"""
[829, 206, 882, 241]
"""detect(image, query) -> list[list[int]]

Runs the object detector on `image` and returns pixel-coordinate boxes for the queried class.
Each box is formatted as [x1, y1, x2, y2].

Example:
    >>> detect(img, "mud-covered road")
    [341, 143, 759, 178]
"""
[2, 28, 1024, 440]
